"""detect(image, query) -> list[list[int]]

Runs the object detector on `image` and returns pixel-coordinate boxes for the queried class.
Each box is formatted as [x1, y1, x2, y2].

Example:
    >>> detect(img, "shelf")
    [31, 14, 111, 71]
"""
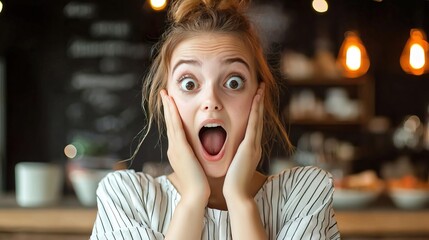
[288, 118, 366, 126]
[284, 75, 374, 128]
[285, 76, 371, 86]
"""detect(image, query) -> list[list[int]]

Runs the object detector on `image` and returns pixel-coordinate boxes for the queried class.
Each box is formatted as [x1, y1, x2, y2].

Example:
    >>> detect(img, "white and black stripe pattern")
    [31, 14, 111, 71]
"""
[90, 166, 340, 239]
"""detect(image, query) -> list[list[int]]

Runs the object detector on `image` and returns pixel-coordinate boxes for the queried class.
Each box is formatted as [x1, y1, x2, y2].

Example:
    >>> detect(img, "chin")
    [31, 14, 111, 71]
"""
[202, 165, 229, 179]
[198, 153, 232, 179]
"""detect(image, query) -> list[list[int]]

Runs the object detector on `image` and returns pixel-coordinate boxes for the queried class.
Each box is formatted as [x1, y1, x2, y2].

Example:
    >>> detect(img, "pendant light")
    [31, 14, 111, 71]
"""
[337, 31, 370, 78]
[400, 28, 428, 76]
[149, 0, 167, 11]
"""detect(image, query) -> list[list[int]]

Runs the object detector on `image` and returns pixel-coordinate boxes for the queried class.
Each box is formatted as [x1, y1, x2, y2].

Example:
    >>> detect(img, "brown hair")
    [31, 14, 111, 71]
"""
[136, 0, 291, 166]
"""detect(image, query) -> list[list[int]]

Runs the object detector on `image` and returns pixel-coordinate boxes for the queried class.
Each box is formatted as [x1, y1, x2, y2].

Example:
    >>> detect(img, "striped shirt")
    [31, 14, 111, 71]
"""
[90, 166, 340, 239]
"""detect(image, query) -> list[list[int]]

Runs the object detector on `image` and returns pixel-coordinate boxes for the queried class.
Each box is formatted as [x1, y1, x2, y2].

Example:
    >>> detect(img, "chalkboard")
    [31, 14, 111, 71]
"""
[61, 1, 157, 164]
[2, 0, 168, 191]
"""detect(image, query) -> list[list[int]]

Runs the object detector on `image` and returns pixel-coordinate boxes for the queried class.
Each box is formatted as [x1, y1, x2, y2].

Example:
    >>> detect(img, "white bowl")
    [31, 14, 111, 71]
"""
[333, 189, 380, 209]
[70, 169, 112, 207]
[389, 188, 429, 210]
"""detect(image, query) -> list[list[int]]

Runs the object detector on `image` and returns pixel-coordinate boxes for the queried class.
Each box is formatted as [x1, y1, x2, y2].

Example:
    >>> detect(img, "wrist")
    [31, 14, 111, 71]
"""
[180, 194, 208, 210]
[224, 193, 254, 209]
[223, 184, 250, 202]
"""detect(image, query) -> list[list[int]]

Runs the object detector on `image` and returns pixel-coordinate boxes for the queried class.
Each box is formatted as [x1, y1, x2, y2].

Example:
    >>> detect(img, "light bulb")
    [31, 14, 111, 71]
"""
[346, 45, 362, 70]
[400, 28, 429, 76]
[150, 0, 167, 11]
[312, 0, 328, 13]
[337, 31, 370, 78]
[409, 44, 425, 69]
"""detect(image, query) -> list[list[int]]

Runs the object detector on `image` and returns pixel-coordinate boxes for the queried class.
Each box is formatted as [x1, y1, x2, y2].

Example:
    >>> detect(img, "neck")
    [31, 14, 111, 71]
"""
[207, 176, 228, 210]
[207, 172, 268, 210]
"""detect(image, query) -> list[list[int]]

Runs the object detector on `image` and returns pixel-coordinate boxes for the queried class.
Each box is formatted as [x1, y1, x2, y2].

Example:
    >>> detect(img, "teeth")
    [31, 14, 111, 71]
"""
[204, 123, 220, 128]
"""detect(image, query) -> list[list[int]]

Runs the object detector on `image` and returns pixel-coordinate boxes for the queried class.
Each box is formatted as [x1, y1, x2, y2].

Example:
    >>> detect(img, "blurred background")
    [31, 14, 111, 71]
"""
[3, 0, 429, 187]
[1, 0, 429, 191]
[1, 0, 429, 238]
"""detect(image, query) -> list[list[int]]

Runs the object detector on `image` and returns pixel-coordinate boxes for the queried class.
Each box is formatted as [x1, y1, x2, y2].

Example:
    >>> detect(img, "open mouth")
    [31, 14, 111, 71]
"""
[199, 124, 227, 156]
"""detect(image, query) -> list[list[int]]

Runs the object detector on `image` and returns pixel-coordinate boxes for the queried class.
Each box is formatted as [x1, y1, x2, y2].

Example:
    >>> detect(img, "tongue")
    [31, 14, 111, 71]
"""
[200, 127, 226, 155]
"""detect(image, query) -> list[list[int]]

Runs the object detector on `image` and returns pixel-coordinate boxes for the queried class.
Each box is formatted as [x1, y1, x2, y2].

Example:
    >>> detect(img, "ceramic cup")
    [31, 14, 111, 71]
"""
[69, 169, 111, 207]
[15, 162, 63, 207]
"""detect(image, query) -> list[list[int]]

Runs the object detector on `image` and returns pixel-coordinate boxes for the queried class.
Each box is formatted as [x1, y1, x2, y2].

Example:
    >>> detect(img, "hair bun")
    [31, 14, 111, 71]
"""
[170, 0, 250, 23]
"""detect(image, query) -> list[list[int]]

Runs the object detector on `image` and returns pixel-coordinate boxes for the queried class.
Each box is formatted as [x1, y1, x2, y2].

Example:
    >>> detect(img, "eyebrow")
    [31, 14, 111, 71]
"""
[171, 57, 251, 74]
[172, 59, 201, 73]
[224, 57, 251, 71]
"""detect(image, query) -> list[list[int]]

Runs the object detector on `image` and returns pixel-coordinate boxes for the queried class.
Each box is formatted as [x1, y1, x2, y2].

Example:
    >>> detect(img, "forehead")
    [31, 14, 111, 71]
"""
[170, 33, 254, 66]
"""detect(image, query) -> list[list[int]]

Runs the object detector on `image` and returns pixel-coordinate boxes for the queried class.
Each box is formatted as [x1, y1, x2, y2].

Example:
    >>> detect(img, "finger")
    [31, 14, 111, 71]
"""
[160, 90, 173, 139]
[256, 83, 265, 142]
[244, 86, 262, 143]
[159, 89, 171, 131]
[166, 95, 187, 140]
[160, 90, 187, 141]
[246, 82, 263, 144]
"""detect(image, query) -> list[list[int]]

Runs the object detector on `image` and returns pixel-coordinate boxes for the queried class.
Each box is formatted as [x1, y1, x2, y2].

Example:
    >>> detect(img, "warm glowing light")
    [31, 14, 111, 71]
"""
[400, 28, 429, 75]
[312, 0, 328, 13]
[337, 31, 370, 78]
[0, 1, 3, 14]
[150, 0, 167, 11]
[64, 144, 78, 159]
[346, 46, 362, 70]
[409, 43, 425, 69]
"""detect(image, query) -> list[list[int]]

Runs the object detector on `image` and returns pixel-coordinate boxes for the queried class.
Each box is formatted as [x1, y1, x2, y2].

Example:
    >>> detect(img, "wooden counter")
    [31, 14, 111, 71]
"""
[336, 210, 429, 238]
[0, 195, 95, 240]
[1, 195, 429, 239]
[0, 208, 96, 234]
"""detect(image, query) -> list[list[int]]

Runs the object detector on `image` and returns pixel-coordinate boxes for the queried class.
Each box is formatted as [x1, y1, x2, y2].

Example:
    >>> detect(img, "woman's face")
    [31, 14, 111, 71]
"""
[167, 33, 258, 178]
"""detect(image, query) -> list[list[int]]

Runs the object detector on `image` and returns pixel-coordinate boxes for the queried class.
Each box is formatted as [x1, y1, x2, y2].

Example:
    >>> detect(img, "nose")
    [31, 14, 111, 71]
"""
[201, 88, 223, 111]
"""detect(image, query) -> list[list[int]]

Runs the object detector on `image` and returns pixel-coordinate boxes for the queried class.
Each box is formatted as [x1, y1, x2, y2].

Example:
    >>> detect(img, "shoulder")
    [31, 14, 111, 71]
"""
[264, 167, 339, 238]
[97, 169, 175, 199]
[93, 170, 177, 236]
[99, 169, 152, 188]
[273, 165, 333, 187]
[264, 166, 334, 200]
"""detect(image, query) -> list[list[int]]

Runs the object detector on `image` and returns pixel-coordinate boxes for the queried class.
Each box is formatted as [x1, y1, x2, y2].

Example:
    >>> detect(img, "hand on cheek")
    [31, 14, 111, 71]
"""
[160, 90, 210, 205]
[223, 83, 265, 201]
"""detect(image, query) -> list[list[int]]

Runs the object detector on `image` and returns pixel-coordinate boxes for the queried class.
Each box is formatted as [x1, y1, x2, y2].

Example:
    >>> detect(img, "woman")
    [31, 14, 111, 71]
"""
[90, 0, 340, 239]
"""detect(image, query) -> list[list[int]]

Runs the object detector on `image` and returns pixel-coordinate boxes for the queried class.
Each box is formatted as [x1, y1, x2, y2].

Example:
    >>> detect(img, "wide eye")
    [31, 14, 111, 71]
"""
[225, 76, 244, 90]
[179, 77, 198, 92]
